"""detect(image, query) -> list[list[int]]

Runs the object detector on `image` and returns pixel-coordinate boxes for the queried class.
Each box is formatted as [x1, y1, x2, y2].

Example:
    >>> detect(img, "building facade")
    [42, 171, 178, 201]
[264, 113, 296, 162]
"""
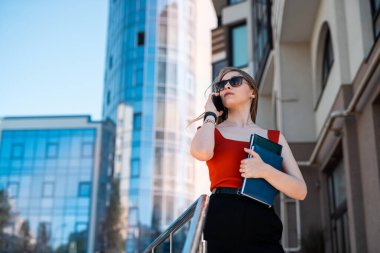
[0, 116, 115, 253]
[211, 0, 380, 252]
[102, 0, 198, 252]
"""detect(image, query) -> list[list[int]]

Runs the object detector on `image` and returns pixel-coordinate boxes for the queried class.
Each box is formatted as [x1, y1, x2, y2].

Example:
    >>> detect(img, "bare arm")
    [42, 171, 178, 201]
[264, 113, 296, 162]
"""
[190, 118, 216, 161]
[241, 133, 307, 200]
[263, 133, 307, 200]
[190, 92, 223, 161]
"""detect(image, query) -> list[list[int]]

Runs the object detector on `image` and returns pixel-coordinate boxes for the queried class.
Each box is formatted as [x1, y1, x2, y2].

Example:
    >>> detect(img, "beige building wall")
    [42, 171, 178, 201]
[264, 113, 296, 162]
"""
[212, 0, 380, 252]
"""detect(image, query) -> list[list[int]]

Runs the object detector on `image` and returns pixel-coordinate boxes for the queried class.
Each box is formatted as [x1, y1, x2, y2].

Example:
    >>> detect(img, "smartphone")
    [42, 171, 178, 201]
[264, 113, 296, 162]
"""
[212, 94, 225, 112]
[211, 85, 225, 112]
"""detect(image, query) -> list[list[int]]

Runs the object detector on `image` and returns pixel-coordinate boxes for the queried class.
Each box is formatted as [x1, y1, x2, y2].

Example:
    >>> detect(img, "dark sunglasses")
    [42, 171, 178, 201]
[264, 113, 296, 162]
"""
[213, 76, 244, 92]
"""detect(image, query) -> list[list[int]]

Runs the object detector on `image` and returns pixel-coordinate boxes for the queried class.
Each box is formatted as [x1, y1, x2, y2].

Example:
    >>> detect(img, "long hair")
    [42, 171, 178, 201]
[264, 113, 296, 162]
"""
[187, 67, 259, 127]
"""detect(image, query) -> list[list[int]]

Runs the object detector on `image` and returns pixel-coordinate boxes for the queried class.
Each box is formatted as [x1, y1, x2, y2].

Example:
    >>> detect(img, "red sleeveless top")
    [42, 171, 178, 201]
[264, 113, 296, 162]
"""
[197, 126, 280, 191]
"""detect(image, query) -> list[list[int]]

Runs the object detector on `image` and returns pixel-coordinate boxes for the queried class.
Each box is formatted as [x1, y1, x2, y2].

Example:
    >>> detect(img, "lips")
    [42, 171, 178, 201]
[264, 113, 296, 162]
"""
[224, 92, 234, 97]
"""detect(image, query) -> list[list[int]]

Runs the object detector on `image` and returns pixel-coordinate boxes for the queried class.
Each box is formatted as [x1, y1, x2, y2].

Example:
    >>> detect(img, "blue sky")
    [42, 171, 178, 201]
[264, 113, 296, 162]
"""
[0, 1, 108, 120]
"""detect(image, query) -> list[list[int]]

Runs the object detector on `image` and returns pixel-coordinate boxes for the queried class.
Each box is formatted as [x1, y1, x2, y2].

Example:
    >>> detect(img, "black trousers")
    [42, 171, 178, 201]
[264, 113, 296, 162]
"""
[203, 193, 285, 253]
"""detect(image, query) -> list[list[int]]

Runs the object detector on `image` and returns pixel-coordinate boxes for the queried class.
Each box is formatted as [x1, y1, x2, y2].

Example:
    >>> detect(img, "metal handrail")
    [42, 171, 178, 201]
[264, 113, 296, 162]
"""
[143, 194, 209, 253]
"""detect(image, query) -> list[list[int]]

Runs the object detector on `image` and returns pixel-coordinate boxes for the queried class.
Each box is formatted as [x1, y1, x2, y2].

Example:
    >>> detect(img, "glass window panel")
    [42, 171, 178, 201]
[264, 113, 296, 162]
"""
[46, 143, 59, 158]
[136, 68, 143, 86]
[75, 222, 88, 232]
[81, 143, 94, 157]
[155, 100, 165, 128]
[78, 198, 90, 208]
[228, 0, 245, 4]
[78, 182, 91, 197]
[137, 31, 145, 46]
[322, 31, 334, 87]
[42, 182, 55, 197]
[131, 159, 140, 178]
[133, 113, 142, 130]
[231, 24, 248, 68]
[11, 144, 24, 159]
[41, 198, 54, 208]
[371, 0, 380, 38]
[35, 138, 47, 158]
[7, 182, 19, 198]
[158, 62, 166, 83]
[333, 160, 346, 208]
[70, 136, 81, 158]
[128, 207, 138, 226]
[165, 196, 174, 224]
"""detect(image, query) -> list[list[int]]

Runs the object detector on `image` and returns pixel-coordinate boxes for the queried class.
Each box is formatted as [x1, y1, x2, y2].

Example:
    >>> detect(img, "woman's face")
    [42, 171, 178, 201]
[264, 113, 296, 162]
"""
[218, 71, 253, 109]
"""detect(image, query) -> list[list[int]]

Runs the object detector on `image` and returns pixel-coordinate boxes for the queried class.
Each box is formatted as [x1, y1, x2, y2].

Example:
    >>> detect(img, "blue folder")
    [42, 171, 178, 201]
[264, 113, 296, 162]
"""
[240, 134, 283, 207]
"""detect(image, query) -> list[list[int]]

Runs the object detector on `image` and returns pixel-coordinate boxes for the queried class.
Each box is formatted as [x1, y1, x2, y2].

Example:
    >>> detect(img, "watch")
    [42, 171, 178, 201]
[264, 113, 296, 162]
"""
[204, 111, 217, 122]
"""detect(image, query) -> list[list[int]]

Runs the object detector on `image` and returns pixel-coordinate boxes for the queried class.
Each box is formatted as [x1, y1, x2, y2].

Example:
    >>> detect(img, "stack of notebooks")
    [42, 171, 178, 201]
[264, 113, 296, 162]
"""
[240, 134, 283, 208]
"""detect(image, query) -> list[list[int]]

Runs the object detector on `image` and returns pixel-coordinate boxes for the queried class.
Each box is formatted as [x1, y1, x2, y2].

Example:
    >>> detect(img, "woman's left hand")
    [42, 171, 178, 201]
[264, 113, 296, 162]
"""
[240, 148, 269, 179]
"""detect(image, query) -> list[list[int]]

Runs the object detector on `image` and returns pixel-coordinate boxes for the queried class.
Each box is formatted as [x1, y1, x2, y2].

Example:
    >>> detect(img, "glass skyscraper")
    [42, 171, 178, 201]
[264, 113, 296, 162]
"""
[102, 0, 197, 252]
[0, 116, 114, 253]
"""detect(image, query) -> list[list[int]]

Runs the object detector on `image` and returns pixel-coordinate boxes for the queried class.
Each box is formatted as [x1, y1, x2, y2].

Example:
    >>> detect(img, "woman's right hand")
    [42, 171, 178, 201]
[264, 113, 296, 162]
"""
[204, 92, 224, 117]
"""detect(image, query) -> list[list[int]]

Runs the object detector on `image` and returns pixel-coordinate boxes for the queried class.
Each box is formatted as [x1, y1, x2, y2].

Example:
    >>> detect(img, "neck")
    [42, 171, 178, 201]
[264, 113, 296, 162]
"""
[223, 105, 256, 128]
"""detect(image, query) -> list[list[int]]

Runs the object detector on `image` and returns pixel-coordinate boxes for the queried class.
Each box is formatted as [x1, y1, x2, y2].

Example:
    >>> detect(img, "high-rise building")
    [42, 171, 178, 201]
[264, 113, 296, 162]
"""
[0, 116, 115, 253]
[102, 0, 198, 252]
[212, 0, 380, 252]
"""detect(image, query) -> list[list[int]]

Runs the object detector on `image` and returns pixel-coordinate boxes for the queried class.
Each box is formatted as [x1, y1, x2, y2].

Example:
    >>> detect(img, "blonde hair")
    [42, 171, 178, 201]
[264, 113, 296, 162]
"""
[187, 67, 259, 127]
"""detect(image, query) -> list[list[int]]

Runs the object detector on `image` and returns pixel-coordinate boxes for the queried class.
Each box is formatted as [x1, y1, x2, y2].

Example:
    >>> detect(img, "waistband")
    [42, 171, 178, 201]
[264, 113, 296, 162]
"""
[211, 187, 241, 195]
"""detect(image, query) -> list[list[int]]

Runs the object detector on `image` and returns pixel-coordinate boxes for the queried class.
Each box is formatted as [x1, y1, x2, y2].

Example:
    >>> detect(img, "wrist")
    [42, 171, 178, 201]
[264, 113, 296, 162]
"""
[205, 115, 216, 121]
[203, 118, 216, 126]
[204, 111, 217, 122]
[262, 164, 274, 179]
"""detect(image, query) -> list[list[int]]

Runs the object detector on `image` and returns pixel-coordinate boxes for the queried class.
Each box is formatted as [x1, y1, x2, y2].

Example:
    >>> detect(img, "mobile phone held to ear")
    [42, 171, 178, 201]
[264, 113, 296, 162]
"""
[211, 85, 225, 112]
[212, 94, 224, 112]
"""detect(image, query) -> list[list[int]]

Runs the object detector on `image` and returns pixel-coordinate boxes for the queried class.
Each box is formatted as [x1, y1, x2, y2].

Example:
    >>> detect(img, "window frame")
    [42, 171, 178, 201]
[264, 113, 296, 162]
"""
[252, 0, 273, 85]
[229, 22, 249, 69]
[322, 30, 334, 90]
[370, 0, 380, 40]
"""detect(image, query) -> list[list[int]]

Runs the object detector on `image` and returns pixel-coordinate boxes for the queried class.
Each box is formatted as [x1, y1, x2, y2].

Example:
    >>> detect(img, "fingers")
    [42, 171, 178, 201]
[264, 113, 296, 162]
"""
[243, 147, 256, 156]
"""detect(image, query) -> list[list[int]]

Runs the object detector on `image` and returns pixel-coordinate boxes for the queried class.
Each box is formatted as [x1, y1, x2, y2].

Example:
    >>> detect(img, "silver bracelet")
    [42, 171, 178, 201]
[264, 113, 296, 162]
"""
[203, 118, 216, 125]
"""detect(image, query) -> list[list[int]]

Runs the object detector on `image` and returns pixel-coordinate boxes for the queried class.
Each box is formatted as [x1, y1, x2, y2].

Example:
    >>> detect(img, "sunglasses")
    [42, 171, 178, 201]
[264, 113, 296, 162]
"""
[213, 76, 244, 93]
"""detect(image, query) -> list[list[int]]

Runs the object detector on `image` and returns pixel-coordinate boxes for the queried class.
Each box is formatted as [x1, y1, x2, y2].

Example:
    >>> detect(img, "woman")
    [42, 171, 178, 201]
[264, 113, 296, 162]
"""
[189, 67, 307, 253]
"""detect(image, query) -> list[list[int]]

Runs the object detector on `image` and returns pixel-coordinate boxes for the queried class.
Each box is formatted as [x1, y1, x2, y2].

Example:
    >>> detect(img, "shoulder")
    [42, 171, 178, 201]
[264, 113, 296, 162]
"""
[277, 131, 289, 147]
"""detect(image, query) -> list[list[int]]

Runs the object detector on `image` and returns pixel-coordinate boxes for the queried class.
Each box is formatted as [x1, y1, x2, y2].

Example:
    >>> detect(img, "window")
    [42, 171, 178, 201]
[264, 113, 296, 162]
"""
[212, 59, 229, 80]
[326, 151, 350, 253]
[135, 68, 143, 86]
[107, 90, 111, 105]
[109, 55, 113, 70]
[158, 62, 166, 83]
[128, 207, 138, 226]
[11, 144, 23, 159]
[137, 31, 145, 46]
[37, 222, 51, 238]
[46, 143, 58, 158]
[78, 182, 91, 197]
[81, 142, 93, 157]
[230, 24, 248, 68]
[322, 30, 334, 89]
[75, 222, 88, 232]
[228, 0, 245, 5]
[370, 0, 380, 39]
[131, 158, 140, 178]
[42, 182, 54, 197]
[253, 0, 273, 84]
[7, 182, 19, 198]
[133, 113, 142, 130]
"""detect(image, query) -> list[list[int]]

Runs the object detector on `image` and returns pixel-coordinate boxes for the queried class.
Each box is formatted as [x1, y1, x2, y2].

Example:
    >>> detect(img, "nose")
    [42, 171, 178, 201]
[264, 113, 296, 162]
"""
[224, 82, 232, 90]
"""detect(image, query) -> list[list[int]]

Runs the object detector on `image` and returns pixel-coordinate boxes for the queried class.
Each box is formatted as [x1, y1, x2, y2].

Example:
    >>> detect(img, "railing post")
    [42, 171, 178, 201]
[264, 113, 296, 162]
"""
[170, 232, 173, 253]
[142, 195, 210, 253]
